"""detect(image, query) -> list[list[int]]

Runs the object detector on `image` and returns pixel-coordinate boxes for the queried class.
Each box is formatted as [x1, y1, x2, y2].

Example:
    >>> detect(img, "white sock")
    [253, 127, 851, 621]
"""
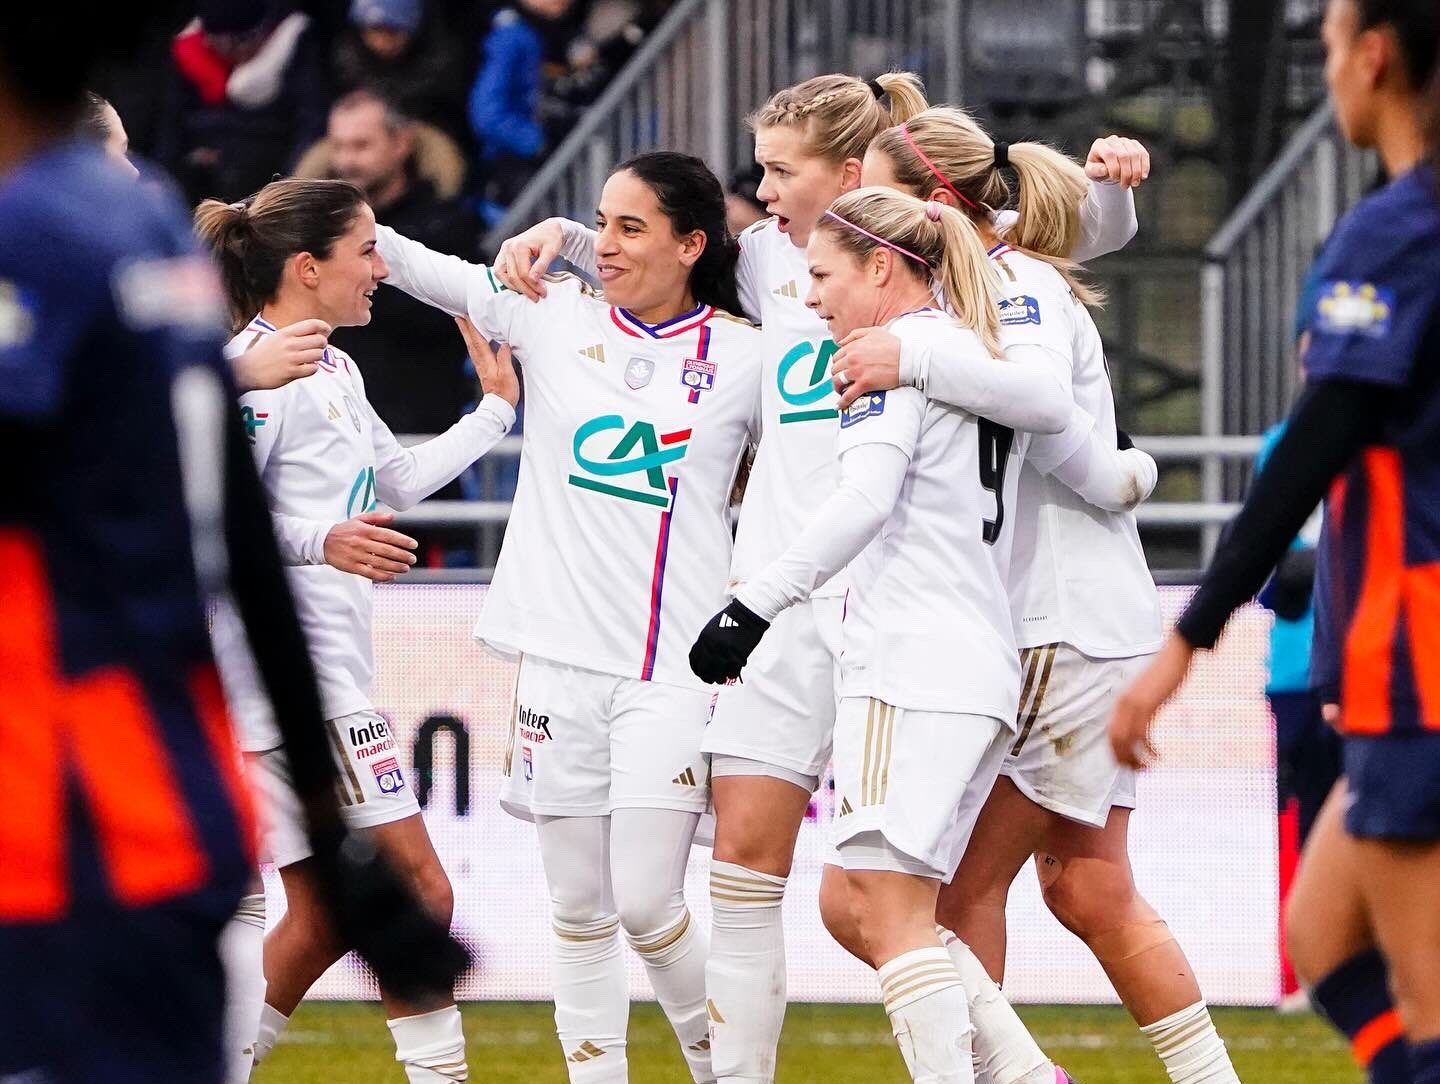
[706, 861, 788, 1084]
[251, 1003, 289, 1069]
[553, 914, 630, 1084]
[219, 893, 267, 1084]
[938, 927, 1053, 1084]
[1138, 1001, 1240, 1084]
[388, 1005, 469, 1083]
[627, 907, 713, 1083]
[879, 946, 975, 1084]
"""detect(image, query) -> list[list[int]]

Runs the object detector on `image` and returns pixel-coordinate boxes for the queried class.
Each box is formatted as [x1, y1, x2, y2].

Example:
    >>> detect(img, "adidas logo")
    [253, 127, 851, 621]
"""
[579, 343, 607, 363]
[673, 766, 698, 786]
[568, 1041, 607, 1063]
[719, 614, 739, 629]
[688, 1038, 711, 1052]
[839, 797, 853, 816]
[773, 280, 799, 299]
[326, 401, 341, 421]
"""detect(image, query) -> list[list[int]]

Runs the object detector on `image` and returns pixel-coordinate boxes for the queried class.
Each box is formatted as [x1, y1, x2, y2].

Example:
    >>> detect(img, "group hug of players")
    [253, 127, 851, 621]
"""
[202, 65, 1257, 1084]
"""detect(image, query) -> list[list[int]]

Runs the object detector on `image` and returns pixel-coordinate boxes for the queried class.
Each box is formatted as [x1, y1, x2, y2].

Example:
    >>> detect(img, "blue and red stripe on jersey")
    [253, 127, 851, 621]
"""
[640, 478, 681, 681]
[611, 303, 715, 340]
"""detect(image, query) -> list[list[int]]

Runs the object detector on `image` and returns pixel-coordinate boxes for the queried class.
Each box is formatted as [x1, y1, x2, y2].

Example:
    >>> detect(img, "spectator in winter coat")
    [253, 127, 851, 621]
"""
[156, 0, 327, 205]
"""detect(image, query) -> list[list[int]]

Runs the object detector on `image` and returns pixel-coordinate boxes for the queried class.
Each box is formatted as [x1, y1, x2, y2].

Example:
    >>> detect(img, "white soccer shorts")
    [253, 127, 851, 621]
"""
[251, 709, 422, 869]
[701, 595, 845, 783]
[831, 697, 1011, 879]
[1001, 644, 1150, 828]
[499, 653, 713, 820]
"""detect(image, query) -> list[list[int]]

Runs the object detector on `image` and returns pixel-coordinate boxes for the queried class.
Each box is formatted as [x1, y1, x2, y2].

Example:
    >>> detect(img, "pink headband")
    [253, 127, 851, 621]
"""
[822, 210, 930, 267]
[900, 123, 982, 212]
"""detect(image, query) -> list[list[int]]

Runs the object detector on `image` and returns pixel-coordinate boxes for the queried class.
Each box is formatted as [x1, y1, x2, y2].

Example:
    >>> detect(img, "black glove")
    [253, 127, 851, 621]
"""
[689, 598, 770, 684]
[310, 830, 471, 1003]
[1116, 427, 1135, 451]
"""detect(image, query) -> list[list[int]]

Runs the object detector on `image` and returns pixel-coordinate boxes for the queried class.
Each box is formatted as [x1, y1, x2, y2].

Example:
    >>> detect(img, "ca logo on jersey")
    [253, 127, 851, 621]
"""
[346, 465, 378, 517]
[777, 339, 839, 424]
[568, 414, 691, 509]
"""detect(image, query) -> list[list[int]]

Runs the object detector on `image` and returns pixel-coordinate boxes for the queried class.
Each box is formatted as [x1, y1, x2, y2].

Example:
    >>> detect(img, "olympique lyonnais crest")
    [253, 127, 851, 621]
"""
[343, 395, 362, 433]
[626, 356, 656, 389]
[681, 357, 717, 403]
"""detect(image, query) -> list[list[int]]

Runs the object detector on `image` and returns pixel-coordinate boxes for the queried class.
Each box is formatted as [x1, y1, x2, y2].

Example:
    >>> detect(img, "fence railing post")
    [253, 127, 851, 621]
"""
[708, 0, 732, 177]
[1200, 260, 1226, 563]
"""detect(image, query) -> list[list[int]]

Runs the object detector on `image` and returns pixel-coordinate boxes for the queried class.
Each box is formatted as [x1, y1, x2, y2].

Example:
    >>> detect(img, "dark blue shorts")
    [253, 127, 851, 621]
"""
[0, 888, 236, 1084]
[1343, 731, 1440, 841]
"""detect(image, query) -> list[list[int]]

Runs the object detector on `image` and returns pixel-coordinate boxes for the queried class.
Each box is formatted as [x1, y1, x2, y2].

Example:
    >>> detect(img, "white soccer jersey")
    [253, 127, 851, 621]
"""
[378, 227, 763, 688]
[728, 218, 851, 598]
[989, 244, 1164, 657]
[213, 316, 515, 750]
[834, 311, 1022, 723]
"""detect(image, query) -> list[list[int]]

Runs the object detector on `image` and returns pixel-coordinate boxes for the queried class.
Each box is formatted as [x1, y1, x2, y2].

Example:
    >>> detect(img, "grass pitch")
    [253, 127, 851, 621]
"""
[253, 1001, 1359, 1083]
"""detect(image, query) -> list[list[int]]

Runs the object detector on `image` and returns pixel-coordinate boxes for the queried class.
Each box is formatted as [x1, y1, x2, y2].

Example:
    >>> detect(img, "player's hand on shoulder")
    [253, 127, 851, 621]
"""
[232, 319, 330, 392]
[1085, 135, 1150, 188]
[323, 511, 418, 582]
[493, 217, 567, 301]
[310, 829, 470, 1002]
[455, 316, 520, 408]
[833, 326, 902, 410]
[690, 599, 771, 684]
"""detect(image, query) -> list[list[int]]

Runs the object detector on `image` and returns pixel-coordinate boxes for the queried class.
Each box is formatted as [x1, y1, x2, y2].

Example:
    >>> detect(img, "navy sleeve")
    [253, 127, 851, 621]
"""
[0, 269, 97, 421]
[1302, 192, 1440, 388]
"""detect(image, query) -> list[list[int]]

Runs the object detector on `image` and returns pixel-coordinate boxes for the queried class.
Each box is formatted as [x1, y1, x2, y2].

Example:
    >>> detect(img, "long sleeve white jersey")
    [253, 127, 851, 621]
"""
[984, 244, 1164, 656]
[550, 180, 1138, 601]
[213, 315, 516, 750]
[377, 227, 763, 688]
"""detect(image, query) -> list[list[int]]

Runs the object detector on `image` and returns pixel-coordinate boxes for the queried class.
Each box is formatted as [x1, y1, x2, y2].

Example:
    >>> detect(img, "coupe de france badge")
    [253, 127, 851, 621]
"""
[840, 391, 886, 428]
[681, 357, 717, 402]
[626, 356, 656, 390]
[997, 294, 1041, 326]
[1315, 281, 1394, 338]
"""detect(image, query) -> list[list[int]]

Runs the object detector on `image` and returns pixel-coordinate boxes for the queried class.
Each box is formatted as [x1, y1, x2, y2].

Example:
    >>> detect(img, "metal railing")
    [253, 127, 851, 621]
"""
[1199, 100, 1375, 554]
[483, 0, 963, 253]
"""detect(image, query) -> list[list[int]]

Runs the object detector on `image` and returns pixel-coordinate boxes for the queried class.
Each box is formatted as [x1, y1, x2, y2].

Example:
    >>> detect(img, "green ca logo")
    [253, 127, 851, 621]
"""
[777, 340, 839, 424]
[568, 415, 691, 509]
[346, 466, 377, 517]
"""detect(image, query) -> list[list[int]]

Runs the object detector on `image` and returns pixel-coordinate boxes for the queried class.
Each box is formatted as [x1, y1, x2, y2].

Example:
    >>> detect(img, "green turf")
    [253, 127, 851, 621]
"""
[253, 1001, 1360, 1083]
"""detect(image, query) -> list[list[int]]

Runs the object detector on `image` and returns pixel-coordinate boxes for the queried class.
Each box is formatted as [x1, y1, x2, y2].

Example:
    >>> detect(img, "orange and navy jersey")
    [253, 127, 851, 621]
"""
[0, 142, 253, 923]
[1303, 162, 1440, 737]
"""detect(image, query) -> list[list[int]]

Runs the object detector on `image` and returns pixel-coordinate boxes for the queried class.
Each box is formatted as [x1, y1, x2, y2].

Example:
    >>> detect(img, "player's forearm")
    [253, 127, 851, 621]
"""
[373, 395, 515, 511]
[910, 339, 1070, 434]
[1073, 181, 1137, 262]
[736, 443, 907, 620]
[554, 219, 599, 277]
[1047, 426, 1158, 512]
[376, 225, 480, 318]
[271, 512, 332, 565]
[1178, 379, 1386, 649]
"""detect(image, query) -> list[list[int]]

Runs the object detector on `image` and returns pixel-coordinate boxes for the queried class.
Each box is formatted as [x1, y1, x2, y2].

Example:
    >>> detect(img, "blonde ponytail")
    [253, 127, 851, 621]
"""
[870, 108, 1103, 305]
[748, 71, 929, 164]
[930, 203, 1003, 358]
[818, 187, 1002, 357]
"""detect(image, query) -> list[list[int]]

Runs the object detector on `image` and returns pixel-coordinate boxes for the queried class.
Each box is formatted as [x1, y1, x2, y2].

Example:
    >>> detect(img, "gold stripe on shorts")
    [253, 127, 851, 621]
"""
[1010, 645, 1058, 756]
[863, 700, 896, 807]
[326, 719, 364, 805]
[503, 653, 523, 777]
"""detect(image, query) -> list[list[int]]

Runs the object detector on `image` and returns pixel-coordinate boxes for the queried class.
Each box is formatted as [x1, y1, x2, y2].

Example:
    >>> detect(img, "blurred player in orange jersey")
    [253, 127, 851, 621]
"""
[1111, 3, 1440, 1082]
[0, 11, 465, 1084]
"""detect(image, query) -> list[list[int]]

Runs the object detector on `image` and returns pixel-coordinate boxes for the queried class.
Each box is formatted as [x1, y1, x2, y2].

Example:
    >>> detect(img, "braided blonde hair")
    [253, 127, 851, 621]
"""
[748, 72, 928, 164]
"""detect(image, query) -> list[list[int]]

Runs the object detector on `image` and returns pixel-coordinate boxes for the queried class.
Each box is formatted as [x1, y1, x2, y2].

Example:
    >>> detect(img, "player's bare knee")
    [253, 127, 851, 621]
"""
[416, 863, 455, 925]
[1037, 852, 1137, 940]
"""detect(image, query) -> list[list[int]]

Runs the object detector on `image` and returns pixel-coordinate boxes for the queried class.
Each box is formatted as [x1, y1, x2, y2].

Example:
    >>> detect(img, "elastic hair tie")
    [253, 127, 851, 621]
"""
[823, 210, 930, 267]
[993, 142, 1010, 169]
[925, 201, 943, 221]
[900, 123, 982, 213]
[866, 78, 885, 100]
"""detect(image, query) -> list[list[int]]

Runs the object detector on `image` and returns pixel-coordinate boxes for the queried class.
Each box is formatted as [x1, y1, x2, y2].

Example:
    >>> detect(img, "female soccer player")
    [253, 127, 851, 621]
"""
[1110, 3, 1440, 1083]
[689, 187, 1072, 1084]
[199, 177, 519, 1084]
[491, 73, 1145, 1084]
[375, 151, 764, 1084]
[833, 108, 1241, 1084]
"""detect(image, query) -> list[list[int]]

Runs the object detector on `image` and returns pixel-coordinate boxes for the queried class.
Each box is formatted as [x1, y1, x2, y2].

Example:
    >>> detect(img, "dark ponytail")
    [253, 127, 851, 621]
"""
[613, 152, 744, 317]
[195, 178, 367, 334]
